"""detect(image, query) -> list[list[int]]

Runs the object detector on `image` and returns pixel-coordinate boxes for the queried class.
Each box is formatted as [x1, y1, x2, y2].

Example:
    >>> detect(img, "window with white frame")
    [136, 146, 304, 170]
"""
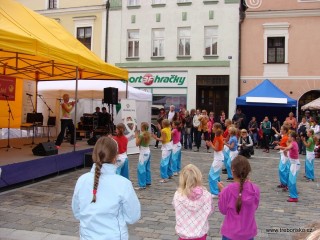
[152, 29, 164, 57]
[204, 26, 218, 56]
[263, 22, 289, 77]
[77, 27, 92, 50]
[128, 0, 140, 6]
[127, 30, 139, 58]
[48, 0, 57, 9]
[177, 0, 191, 2]
[267, 37, 285, 63]
[153, 0, 166, 3]
[178, 27, 191, 56]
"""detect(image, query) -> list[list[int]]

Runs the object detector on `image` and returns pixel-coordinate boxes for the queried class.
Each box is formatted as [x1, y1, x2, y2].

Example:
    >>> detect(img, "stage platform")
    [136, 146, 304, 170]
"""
[0, 137, 93, 189]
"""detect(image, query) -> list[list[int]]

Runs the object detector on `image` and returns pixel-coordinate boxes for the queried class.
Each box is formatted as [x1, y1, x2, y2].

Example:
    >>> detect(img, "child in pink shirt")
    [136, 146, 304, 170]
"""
[218, 156, 260, 240]
[172, 121, 182, 176]
[275, 131, 300, 202]
[173, 164, 214, 240]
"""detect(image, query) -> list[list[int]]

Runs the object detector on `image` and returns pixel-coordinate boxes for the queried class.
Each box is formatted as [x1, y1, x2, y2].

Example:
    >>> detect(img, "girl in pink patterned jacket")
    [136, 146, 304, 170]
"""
[173, 164, 214, 240]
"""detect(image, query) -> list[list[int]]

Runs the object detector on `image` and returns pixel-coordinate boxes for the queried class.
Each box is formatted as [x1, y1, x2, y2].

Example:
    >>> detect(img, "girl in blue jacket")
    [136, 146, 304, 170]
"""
[72, 136, 141, 240]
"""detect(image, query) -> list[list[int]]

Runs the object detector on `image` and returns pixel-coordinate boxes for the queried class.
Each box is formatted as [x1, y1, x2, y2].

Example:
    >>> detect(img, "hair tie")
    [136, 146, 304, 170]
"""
[239, 193, 242, 197]
[93, 189, 97, 195]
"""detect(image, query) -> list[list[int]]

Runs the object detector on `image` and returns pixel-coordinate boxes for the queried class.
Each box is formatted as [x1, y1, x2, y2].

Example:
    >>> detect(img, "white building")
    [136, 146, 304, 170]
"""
[109, 0, 241, 116]
[16, 0, 241, 117]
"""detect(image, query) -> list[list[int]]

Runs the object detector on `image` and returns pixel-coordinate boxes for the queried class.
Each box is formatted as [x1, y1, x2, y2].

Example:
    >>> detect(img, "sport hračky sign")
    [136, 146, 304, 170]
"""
[128, 72, 187, 87]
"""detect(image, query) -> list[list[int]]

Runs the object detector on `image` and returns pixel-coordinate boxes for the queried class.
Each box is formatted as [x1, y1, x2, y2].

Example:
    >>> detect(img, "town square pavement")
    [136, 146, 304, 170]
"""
[0, 142, 319, 240]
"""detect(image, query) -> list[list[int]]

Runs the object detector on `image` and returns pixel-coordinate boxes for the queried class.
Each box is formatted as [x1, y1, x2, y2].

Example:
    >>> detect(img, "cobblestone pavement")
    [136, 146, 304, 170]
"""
[0, 143, 319, 240]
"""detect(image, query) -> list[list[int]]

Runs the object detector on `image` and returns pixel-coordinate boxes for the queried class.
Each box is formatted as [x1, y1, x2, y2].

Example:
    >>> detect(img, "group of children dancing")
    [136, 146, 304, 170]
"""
[71, 117, 317, 240]
[274, 126, 317, 202]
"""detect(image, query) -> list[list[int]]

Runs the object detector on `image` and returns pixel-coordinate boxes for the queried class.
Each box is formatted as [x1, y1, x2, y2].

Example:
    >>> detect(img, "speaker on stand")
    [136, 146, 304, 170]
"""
[103, 87, 118, 135]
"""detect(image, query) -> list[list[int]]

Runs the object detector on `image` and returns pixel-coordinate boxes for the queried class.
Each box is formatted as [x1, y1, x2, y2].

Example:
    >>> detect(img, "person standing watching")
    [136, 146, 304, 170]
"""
[55, 94, 76, 149]
[285, 112, 298, 131]
[193, 109, 201, 150]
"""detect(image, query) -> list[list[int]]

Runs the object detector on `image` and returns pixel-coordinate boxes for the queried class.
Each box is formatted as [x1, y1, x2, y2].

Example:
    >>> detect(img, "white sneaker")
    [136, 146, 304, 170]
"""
[211, 194, 219, 198]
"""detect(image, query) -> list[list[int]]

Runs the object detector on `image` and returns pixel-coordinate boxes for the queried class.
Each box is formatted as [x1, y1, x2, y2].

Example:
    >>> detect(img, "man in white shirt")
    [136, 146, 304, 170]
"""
[193, 109, 201, 151]
[167, 105, 176, 123]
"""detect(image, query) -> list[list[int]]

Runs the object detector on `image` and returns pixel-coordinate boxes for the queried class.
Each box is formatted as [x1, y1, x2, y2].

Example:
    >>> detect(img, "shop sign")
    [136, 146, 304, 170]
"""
[128, 72, 187, 87]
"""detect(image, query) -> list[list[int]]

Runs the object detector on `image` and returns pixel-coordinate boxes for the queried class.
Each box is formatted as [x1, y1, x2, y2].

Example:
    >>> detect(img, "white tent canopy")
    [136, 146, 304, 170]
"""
[301, 97, 320, 111]
[38, 80, 152, 101]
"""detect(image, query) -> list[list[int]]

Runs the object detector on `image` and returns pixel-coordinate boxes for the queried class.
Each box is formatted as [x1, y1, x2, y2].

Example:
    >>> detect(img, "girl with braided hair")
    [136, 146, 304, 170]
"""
[218, 155, 260, 240]
[135, 122, 152, 190]
[72, 136, 141, 240]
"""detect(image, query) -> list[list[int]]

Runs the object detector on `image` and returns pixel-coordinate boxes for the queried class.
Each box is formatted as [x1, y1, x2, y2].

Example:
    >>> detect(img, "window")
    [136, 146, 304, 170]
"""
[152, 29, 164, 57]
[128, 30, 139, 58]
[128, 0, 140, 6]
[77, 27, 92, 50]
[178, 27, 191, 56]
[178, 0, 191, 2]
[48, 0, 57, 9]
[153, 0, 166, 3]
[204, 26, 218, 55]
[267, 37, 285, 63]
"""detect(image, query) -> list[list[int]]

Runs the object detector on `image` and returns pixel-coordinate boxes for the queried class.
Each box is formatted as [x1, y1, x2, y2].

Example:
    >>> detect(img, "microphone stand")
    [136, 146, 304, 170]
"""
[0, 95, 21, 151]
[38, 95, 53, 142]
[24, 94, 37, 147]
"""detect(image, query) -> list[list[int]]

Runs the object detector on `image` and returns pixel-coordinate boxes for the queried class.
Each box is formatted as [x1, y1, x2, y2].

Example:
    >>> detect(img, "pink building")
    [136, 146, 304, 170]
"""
[240, 0, 320, 117]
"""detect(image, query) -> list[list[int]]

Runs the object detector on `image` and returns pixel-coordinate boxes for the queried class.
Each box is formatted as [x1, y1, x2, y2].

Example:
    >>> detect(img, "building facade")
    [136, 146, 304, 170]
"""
[16, 0, 108, 60]
[109, 0, 241, 116]
[16, 0, 241, 117]
[241, 0, 320, 116]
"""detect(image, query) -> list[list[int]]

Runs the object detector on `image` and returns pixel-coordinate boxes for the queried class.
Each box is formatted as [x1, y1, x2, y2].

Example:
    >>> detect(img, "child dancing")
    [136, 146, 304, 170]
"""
[206, 123, 224, 197]
[135, 122, 152, 190]
[153, 119, 173, 183]
[172, 121, 182, 176]
[112, 123, 129, 179]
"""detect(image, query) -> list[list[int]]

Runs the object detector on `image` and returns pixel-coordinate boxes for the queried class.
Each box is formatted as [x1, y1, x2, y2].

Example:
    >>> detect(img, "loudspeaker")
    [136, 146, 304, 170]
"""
[84, 152, 93, 167]
[104, 87, 118, 104]
[32, 142, 58, 156]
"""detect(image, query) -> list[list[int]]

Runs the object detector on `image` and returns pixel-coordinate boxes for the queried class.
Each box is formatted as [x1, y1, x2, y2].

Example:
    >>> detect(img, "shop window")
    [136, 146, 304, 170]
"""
[153, 95, 187, 111]
[127, 30, 140, 58]
[204, 26, 218, 56]
[152, 29, 165, 57]
[77, 27, 92, 50]
[178, 27, 191, 56]
[267, 37, 285, 63]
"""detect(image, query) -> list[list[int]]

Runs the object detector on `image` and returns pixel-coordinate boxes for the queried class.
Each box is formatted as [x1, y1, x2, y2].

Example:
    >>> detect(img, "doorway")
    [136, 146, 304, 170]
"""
[196, 75, 229, 116]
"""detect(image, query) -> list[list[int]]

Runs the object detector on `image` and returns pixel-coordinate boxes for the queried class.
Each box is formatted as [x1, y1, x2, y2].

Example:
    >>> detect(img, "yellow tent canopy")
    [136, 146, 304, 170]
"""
[0, 0, 128, 81]
[0, 0, 128, 131]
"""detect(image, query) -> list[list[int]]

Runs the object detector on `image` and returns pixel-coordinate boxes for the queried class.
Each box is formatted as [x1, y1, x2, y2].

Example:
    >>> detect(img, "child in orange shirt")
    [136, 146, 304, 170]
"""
[206, 123, 224, 197]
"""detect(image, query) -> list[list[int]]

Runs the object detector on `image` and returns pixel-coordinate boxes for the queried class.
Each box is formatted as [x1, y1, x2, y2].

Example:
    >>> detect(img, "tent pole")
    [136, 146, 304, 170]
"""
[126, 81, 128, 99]
[74, 67, 79, 152]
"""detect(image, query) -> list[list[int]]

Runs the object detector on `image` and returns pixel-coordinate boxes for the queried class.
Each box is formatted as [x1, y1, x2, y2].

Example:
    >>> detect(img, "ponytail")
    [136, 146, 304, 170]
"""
[236, 176, 245, 214]
[91, 161, 102, 203]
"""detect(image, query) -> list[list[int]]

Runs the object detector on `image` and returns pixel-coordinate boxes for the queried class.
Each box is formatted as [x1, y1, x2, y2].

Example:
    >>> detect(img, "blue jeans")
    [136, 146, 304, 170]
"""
[184, 128, 192, 149]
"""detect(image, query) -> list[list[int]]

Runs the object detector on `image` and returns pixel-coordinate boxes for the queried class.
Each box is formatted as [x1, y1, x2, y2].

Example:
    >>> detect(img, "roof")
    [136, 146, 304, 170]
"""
[236, 79, 297, 107]
[0, 0, 127, 81]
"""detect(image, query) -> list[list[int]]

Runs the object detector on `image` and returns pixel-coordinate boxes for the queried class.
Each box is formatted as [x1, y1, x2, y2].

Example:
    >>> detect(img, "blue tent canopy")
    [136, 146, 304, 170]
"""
[236, 79, 297, 107]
